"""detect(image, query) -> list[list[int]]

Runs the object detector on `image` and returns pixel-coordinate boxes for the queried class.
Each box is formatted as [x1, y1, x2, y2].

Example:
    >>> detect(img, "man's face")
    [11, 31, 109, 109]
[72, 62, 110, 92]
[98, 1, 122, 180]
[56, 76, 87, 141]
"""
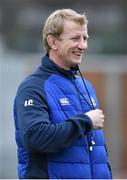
[55, 20, 88, 69]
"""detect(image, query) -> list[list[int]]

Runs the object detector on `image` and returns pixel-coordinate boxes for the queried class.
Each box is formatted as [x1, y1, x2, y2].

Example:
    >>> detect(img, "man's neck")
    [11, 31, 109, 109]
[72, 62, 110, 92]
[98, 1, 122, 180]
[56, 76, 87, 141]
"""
[48, 51, 70, 70]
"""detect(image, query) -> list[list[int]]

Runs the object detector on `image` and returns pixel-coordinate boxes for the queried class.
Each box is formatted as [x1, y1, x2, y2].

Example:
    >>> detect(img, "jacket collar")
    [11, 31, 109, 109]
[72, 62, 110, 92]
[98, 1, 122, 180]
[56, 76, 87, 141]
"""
[41, 54, 78, 78]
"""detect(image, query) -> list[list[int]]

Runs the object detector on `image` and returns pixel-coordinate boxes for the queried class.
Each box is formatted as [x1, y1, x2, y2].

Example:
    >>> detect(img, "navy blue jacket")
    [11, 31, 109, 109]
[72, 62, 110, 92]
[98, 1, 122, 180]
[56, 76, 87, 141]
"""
[13, 54, 112, 179]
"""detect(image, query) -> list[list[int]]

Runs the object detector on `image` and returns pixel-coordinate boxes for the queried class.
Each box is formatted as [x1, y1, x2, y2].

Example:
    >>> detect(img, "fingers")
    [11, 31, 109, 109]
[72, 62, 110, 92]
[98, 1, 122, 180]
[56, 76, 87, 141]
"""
[85, 109, 105, 129]
[100, 113, 105, 121]
[97, 109, 105, 128]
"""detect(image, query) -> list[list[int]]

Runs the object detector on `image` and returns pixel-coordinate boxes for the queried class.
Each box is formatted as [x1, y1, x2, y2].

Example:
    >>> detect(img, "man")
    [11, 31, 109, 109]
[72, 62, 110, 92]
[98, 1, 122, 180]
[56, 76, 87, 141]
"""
[13, 9, 112, 179]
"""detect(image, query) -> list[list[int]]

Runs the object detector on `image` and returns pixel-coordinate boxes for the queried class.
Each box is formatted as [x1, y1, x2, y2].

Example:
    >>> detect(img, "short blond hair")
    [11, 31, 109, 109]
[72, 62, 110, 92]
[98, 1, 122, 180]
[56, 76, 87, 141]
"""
[42, 9, 88, 53]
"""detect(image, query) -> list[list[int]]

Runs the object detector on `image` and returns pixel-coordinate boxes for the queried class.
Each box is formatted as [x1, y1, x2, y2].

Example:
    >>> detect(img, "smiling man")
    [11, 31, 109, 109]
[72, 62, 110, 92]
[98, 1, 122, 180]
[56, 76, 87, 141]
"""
[14, 9, 112, 179]
[46, 19, 88, 69]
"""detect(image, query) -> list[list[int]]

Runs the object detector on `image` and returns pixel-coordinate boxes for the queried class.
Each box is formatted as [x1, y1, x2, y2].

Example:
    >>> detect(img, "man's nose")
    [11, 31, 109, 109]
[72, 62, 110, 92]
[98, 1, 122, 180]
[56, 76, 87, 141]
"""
[78, 38, 87, 50]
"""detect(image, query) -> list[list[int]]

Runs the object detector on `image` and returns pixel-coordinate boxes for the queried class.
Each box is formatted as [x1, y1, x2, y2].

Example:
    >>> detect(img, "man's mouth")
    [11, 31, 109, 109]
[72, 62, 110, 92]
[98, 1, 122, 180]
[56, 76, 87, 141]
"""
[73, 51, 84, 57]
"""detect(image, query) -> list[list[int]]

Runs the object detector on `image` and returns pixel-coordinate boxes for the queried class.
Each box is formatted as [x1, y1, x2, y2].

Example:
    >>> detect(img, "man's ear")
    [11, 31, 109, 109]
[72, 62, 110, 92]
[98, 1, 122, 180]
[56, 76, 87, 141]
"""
[47, 35, 58, 50]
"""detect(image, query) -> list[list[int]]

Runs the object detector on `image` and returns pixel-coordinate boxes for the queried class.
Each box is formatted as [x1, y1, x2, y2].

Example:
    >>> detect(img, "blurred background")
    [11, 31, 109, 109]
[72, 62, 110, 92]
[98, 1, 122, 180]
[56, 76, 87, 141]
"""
[0, 0, 127, 178]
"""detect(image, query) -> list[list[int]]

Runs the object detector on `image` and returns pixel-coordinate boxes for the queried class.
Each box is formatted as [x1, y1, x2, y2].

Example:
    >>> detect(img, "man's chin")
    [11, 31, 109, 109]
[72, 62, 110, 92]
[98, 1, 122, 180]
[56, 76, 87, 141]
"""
[73, 60, 81, 65]
[70, 62, 81, 69]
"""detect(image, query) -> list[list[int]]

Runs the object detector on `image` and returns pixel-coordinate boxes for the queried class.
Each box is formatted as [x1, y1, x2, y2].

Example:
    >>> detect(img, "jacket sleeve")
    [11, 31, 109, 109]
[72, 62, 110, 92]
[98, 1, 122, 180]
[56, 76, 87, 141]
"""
[16, 85, 93, 153]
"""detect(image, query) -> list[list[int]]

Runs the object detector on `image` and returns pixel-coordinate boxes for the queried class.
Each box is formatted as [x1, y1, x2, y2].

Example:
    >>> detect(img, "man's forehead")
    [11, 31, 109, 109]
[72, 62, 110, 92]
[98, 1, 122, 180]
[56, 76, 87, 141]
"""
[62, 20, 88, 34]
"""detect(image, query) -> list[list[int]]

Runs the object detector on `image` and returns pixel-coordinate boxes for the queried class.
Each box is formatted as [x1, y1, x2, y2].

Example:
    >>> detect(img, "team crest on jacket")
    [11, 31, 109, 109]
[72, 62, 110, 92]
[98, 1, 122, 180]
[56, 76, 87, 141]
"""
[60, 98, 70, 105]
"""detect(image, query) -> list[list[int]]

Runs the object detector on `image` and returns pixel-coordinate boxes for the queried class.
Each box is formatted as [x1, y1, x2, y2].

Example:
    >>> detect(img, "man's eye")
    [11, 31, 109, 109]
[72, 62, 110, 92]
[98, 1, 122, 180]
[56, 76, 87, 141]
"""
[83, 37, 87, 41]
[84, 36, 89, 41]
[72, 37, 79, 41]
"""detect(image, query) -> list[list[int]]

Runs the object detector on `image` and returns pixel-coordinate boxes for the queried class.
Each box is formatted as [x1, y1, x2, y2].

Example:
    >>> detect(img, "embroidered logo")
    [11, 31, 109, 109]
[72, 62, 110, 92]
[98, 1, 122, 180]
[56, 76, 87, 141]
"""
[60, 98, 70, 106]
[24, 99, 33, 107]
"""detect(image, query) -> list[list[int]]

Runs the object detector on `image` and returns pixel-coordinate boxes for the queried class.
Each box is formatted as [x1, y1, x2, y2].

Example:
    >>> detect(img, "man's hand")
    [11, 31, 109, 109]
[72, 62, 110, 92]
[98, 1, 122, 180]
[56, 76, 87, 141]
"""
[85, 109, 105, 129]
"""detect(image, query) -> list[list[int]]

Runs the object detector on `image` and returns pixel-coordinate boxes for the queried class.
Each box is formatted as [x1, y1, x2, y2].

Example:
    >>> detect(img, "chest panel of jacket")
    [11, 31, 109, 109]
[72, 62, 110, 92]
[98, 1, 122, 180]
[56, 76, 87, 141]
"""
[44, 74, 111, 179]
[44, 74, 98, 121]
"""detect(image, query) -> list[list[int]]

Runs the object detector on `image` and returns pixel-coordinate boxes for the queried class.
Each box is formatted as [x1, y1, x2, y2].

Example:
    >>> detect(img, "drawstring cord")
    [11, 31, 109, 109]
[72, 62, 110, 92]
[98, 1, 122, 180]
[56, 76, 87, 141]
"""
[71, 66, 96, 151]
[78, 67, 95, 110]
[72, 82, 94, 110]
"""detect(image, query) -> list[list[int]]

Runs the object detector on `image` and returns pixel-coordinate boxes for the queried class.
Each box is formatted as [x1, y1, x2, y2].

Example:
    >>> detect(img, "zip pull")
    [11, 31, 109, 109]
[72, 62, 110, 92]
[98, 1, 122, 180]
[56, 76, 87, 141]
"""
[89, 140, 95, 151]
[92, 140, 95, 145]
[89, 146, 93, 151]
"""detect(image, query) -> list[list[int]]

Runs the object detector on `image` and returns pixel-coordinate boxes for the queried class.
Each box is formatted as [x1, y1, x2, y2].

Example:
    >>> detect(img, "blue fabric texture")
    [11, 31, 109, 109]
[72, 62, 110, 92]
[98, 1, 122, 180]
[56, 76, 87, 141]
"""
[13, 54, 112, 179]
